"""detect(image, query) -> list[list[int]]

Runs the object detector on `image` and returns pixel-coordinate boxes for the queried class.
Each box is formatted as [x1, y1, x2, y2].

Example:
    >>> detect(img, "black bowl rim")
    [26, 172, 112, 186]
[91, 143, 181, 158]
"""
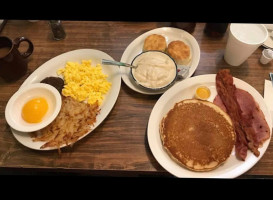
[130, 50, 178, 91]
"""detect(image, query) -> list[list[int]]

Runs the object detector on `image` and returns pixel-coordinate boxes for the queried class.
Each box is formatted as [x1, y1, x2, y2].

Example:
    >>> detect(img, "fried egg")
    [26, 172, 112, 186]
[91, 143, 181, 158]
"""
[22, 97, 49, 123]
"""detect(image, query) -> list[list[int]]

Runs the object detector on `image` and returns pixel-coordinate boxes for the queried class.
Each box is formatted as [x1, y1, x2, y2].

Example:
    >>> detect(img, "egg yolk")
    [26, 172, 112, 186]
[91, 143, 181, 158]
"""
[196, 86, 211, 100]
[21, 97, 48, 123]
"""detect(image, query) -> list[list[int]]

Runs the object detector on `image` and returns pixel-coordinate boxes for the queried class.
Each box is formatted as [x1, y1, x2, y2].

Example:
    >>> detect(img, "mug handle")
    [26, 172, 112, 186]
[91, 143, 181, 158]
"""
[13, 37, 34, 58]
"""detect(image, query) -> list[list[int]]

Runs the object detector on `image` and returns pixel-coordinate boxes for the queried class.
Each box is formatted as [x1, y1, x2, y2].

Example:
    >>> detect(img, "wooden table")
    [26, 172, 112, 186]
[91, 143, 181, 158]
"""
[1, 21, 273, 178]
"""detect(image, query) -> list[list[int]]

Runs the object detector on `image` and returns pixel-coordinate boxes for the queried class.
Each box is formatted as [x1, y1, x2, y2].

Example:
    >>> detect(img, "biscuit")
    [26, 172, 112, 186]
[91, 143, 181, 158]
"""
[167, 40, 191, 65]
[143, 34, 167, 52]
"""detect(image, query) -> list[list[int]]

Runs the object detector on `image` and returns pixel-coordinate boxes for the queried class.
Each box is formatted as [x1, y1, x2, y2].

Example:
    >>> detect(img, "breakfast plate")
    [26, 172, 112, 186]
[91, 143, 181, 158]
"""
[120, 27, 200, 95]
[147, 74, 272, 178]
[263, 24, 273, 49]
[10, 49, 121, 150]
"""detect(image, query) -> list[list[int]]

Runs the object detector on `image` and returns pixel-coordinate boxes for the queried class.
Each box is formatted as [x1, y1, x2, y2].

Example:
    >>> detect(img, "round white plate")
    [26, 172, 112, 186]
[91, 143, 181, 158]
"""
[147, 74, 272, 178]
[263, 24, 273, 49]
[11, 49, 121, 150]
[120, 27, 200, 95]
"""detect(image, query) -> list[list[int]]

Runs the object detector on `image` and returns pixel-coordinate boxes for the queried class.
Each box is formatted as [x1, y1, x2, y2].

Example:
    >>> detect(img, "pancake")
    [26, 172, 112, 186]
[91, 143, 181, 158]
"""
[143, 34, 167, 52]
[167, 40, 191, 65]
[160, 99, 235, 172]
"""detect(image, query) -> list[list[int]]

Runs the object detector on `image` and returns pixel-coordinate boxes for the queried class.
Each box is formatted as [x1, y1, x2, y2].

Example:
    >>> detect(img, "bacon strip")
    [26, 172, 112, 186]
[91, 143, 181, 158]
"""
[215, 69, 260, 160]
[235, 89, 270, 145]
[214, 88, 270, 153]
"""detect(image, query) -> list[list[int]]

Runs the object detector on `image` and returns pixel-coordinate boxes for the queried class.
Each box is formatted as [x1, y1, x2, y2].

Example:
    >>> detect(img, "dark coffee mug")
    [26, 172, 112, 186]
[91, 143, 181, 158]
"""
[0, 36, 34, 82]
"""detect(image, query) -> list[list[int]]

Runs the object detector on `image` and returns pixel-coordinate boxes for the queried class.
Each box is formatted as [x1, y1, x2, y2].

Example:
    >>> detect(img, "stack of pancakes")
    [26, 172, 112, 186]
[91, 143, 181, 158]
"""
[160, 99, 235, 172]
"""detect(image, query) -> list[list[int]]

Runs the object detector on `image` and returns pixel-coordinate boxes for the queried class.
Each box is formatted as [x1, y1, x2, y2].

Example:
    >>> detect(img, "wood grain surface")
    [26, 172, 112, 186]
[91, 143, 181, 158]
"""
[0, 21, 273, 178]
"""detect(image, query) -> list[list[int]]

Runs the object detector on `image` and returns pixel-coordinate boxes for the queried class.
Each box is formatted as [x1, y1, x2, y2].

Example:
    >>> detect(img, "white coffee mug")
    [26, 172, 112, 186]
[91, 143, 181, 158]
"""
[224, 24, 268, 66]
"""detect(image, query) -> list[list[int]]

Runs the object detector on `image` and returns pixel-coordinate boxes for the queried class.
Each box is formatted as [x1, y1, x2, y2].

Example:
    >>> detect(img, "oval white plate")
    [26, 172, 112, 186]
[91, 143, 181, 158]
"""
[120, 27, 200, 95]
[147, 74, 272, 178]
[11, 49, 121, 150]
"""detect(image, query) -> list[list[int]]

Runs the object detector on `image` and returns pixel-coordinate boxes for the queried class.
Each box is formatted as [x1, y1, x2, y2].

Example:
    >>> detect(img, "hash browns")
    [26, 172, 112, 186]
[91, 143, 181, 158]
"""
[32, 96, 100, 152]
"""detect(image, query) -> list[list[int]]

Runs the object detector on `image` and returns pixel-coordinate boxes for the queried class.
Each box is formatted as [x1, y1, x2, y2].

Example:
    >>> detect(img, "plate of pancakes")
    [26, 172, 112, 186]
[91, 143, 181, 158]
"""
[147, 74, 272, 178]
[120, 27, 200, 95]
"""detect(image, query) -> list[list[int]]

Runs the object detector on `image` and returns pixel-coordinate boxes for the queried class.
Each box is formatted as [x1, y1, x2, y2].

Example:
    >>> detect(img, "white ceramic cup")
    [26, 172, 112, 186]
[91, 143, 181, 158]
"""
[224, 24, 268, 66]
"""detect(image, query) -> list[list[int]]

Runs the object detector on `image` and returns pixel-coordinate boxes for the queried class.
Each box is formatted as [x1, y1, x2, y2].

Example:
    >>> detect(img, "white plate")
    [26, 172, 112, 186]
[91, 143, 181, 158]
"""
[263, 24, 273, 49]
[11, 49, 121, 150]
[120, 27, 200, 95]
[147, 74, 272, 178]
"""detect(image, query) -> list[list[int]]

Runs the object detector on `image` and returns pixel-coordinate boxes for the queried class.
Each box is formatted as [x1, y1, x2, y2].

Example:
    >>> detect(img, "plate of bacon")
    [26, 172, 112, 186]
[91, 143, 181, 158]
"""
[148, 69, 272, 178]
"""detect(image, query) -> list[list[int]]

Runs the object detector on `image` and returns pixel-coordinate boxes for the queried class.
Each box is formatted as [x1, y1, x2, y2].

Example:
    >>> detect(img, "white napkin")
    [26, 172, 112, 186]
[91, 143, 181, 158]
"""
[264, 80, 273, 126]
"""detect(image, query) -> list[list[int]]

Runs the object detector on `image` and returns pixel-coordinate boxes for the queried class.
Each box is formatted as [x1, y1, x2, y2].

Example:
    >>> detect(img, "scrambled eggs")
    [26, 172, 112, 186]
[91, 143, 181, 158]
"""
[57, 60, 111, 105]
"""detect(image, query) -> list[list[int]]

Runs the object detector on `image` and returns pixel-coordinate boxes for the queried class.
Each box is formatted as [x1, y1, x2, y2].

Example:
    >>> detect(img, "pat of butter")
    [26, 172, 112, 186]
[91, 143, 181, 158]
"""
[195, 86, 211, 100]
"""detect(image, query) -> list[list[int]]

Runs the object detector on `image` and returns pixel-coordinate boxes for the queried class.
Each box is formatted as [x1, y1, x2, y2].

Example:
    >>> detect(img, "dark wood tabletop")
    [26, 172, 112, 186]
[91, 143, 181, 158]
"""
[0, 21, 273, 178]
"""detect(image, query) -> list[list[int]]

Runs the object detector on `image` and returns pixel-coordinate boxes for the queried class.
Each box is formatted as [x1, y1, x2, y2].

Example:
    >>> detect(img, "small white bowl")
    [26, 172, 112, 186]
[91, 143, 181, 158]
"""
[5, 83, 62, 132]
[130, 51, 178, 91]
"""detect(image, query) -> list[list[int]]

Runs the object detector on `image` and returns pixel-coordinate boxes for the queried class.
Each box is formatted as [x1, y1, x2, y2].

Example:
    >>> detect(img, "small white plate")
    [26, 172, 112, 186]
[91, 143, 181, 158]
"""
[147, 74, 272, 178]
[120, 27, 200, 95]
[10, 49, 121, 150]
